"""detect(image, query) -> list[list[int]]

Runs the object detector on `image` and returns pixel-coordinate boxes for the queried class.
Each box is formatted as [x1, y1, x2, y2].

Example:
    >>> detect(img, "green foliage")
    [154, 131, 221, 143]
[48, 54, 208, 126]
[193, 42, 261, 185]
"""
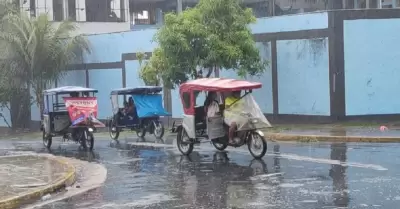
[0, 10, 90, 117]
[138, 48, 169, 87]
[140, 0, 268, 88]
[136, 51, 146, 66]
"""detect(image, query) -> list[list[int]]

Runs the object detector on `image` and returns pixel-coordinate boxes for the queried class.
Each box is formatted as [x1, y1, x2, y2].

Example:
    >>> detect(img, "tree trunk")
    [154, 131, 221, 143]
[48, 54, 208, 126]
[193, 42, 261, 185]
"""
[35, 91, 44, 120]
[9, 90, 31, 131]
[205, 67, 213, 77]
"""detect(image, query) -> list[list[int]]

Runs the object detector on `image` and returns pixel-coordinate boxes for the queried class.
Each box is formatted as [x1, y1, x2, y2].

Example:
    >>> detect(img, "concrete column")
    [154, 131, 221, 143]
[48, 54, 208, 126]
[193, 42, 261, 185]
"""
[269, 0, 275, 16]
[354, 0, 359, 8]
[76, 0, 86, 21]
[176, 0, 182, 13]
[155, 8, 163, 24]
[393, 0, 397, 7]
[63, 0, 68, 20]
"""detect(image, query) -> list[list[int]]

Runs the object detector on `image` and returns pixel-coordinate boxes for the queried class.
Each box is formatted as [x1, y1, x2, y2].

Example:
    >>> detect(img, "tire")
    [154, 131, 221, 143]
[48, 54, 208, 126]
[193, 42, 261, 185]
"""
[81, 129, 94, 151]
[109, 118, 120, 140]
[42, 130, 52, 149]
[136, 128, 146, 138]
[177, 128, 194, 155]
[247, 131, 267, 159]
[212, 138, 228, 151]
[153, 121, 165, 139]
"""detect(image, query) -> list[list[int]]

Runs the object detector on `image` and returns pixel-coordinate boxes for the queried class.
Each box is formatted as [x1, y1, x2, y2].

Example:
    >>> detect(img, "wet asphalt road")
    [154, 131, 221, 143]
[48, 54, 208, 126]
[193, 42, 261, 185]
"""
[1, 133, 399, 209]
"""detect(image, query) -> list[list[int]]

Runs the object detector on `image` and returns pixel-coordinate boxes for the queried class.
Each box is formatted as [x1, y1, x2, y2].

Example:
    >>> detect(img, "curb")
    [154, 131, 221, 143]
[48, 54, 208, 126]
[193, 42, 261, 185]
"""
[266, 132, 400, 143]
[0, 155, 77, 209]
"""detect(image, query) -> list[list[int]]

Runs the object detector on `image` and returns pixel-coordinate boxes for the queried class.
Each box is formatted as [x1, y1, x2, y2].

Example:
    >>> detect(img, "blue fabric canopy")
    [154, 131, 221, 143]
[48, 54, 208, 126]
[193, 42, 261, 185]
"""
[132, 94, 171, 118]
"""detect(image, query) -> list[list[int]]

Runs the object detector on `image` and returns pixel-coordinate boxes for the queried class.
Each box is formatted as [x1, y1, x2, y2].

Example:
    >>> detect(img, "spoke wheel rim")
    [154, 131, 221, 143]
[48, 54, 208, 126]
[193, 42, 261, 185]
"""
[250, 134, 263, 156]
[85, 131, 92, 147]
[179, 131, 190, 152]
[154, 122, 163, 137]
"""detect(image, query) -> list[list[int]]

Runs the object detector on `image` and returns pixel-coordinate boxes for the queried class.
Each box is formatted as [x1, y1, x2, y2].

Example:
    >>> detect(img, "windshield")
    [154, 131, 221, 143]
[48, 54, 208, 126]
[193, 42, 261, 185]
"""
[224, 93, 272, 131]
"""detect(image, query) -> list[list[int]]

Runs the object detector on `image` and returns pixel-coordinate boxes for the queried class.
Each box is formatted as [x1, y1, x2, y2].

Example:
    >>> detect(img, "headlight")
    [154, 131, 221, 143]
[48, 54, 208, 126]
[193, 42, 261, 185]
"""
[88, 128, 94, 132]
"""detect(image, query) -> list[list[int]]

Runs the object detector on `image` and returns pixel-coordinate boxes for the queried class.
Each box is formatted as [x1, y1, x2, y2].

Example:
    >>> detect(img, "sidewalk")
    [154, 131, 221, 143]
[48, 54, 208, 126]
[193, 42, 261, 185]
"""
[266, 125, 400, 142]
[0, 155, 76, 209]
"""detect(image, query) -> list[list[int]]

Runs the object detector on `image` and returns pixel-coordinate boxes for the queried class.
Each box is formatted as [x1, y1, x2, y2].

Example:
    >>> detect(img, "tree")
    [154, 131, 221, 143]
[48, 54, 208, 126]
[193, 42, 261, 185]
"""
[0, 11, 90, 128]
[139, 0, 267, 88]
[138, 49, 168, 86]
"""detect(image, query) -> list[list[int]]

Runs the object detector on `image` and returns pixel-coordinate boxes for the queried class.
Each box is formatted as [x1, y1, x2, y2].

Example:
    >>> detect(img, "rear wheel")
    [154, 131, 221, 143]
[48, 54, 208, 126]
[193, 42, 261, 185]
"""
[81, 129, 94, 151]
[153, 121, 165, 139]
[109, 118, 120, 140]
[247, 131, 267, 159]
[42, 130, 52, 149]
[177, 128, 193, 155]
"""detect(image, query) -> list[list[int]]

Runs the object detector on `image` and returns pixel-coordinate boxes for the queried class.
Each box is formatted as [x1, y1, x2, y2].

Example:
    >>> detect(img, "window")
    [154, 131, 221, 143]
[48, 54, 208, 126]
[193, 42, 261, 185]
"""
[68, 0, 76, 21]
[182, 92, 191, 109]
[134, 10, 151, 24]
[29, 0, 35, 17]
[85, 0, 126, 22]
[343, 0, 355, 9]
[53, 0, 63, 21]
[369, 0, 378, 8]
[195, 91, 206, 107]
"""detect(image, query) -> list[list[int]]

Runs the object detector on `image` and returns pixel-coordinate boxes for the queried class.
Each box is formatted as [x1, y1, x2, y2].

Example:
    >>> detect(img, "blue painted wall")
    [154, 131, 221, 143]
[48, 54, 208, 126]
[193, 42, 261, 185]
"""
[277, 38, 330, 115]
[0, 105, 11, 127]
[344, 19, 400, 115]
[219, 42, 273, 114]
[125, 60, 146, 87]
[88, 69, 122, 119]
[251, 12, 328, 34]
[83, 29, 158, 63]
[250, 42, 273, 114]
[0, 12, 334, 126]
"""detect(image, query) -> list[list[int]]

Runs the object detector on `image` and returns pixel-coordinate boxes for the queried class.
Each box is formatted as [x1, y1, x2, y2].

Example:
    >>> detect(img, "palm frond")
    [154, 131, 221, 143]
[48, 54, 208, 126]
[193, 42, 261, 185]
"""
[0, 10, 91, 109]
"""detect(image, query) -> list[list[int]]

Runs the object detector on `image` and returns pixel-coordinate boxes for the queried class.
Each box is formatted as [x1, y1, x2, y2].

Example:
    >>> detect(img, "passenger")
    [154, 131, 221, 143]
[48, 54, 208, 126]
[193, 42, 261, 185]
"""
[123, 101, 129, 114]
[127, 97, 135, 114]
[204, 91, 220, 118]
[125, 97, 137, 121]
[224, 91, 243, 144]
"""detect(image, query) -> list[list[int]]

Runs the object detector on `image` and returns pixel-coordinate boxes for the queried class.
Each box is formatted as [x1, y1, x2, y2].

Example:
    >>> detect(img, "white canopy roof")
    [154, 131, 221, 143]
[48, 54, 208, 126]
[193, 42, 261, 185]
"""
[43, 86, 98, 94]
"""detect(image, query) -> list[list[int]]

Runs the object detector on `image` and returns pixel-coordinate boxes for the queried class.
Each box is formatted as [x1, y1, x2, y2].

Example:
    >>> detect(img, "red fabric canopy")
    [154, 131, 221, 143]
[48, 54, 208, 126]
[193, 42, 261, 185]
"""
[180, 78, 262, 92]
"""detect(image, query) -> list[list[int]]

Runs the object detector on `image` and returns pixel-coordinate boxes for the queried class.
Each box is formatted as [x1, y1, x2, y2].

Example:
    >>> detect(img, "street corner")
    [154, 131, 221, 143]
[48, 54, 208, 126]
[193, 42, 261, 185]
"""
[0, 154, 76, 209]
[23, 154, 108, 209]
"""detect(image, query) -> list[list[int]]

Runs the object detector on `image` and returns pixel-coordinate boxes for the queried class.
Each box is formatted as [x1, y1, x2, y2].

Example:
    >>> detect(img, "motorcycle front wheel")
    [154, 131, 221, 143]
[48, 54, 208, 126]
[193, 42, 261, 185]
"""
[247, 131, 267, 159]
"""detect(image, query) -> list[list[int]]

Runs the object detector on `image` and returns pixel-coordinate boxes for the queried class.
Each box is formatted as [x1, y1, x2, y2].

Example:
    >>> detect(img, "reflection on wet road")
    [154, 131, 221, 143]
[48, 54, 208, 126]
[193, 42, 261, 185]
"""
[2, 135, 399, 208]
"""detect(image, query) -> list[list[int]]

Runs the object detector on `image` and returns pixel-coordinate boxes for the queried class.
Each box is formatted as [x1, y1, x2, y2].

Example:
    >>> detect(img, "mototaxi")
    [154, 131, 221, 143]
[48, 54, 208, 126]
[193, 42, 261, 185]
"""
[172, 78, 272, 159]
[108, 86, 171, 139]
[40, 86, 104, 150]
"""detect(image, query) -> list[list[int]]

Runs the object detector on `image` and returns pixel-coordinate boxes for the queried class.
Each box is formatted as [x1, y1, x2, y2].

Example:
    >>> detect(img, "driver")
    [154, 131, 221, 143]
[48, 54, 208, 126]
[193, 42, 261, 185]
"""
[224, 91, 243, 144]
[126, 97, 137, 120]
